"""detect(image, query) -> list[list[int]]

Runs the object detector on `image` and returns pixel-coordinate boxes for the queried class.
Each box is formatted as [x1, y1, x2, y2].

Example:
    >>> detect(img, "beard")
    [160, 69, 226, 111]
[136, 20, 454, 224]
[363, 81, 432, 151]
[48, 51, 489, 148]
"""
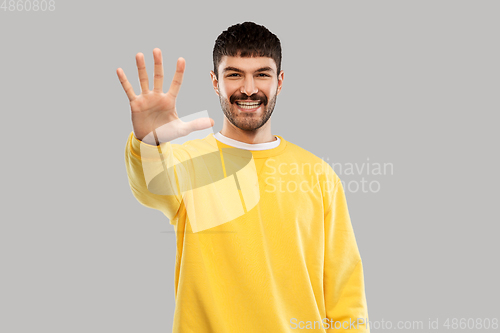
[218, 85, 278, 132]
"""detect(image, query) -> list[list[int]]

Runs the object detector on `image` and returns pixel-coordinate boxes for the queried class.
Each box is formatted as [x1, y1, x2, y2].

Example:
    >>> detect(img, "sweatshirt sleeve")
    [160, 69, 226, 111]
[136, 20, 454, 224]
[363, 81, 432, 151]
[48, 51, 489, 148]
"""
[124, 131, 183, 225]
[324, 179, 370, 332]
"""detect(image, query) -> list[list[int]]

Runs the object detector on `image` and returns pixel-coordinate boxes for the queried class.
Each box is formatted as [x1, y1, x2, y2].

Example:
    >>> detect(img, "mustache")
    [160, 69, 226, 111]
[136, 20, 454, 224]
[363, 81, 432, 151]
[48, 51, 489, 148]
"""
[230, 93, 267, 105]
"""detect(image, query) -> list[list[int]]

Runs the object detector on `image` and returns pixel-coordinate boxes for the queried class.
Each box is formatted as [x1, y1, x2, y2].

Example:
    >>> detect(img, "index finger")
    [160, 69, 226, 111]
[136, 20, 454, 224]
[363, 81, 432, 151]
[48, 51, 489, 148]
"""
[167, 57, 185, 98]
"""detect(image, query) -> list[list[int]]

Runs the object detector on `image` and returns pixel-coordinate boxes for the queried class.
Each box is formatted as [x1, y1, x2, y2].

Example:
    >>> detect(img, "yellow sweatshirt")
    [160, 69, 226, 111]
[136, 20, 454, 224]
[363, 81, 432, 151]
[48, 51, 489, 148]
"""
[124, 131, 370, 332]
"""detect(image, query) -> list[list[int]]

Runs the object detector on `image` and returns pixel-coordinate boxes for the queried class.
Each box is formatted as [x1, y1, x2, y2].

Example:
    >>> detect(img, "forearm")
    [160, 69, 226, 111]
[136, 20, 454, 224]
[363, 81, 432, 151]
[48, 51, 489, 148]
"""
[125, 131, 182, 220]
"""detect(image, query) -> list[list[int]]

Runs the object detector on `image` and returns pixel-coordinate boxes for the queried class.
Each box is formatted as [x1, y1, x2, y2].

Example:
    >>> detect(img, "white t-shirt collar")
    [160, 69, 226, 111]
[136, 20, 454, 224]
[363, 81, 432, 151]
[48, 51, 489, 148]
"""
[213, 131, 281, 151]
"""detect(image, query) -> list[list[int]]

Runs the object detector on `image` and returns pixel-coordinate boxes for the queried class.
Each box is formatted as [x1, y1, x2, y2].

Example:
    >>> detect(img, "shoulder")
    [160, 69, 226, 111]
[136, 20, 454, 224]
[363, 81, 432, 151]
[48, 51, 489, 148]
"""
[282, 138, 341, 184]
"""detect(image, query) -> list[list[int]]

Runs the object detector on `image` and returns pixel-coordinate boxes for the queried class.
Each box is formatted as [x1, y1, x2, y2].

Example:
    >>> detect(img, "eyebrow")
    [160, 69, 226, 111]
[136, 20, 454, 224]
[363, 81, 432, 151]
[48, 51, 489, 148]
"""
[222, 66, 275, 74]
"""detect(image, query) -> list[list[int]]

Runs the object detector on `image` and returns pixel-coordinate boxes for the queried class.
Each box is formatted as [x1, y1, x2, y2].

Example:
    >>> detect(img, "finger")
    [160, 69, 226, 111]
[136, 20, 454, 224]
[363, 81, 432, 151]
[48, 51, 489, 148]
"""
[185, 118, 214, 134]
[135, 52, 150, 94]
[167, 57, 185, 98]
[116, 68, 136, 102]
[153, 48, 164, 93]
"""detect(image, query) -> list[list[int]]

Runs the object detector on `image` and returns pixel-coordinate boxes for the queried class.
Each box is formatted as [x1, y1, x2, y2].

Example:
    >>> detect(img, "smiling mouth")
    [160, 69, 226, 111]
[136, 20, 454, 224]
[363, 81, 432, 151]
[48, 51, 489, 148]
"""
[235, 101, 262, 110]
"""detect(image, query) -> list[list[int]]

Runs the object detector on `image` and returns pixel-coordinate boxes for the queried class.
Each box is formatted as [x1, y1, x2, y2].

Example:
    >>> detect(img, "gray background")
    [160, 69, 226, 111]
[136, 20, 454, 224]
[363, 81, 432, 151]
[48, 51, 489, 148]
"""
[1, 0, 499, 332]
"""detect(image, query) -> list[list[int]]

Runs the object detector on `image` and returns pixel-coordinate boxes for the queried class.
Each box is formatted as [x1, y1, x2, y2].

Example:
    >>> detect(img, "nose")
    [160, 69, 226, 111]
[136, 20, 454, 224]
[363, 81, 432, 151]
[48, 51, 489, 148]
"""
[240, 76, 258, 96]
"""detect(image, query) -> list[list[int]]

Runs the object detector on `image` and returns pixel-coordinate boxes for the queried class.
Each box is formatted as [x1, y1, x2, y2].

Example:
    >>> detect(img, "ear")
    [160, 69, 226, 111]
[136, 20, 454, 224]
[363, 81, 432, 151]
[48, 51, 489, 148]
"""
[276, 70, 284, 96]
[210, 70, 219, 96]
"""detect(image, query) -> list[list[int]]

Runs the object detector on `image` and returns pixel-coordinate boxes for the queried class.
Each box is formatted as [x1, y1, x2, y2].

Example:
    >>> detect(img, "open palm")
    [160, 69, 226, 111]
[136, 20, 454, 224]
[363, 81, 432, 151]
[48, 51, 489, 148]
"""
[117, 48, 213, 145]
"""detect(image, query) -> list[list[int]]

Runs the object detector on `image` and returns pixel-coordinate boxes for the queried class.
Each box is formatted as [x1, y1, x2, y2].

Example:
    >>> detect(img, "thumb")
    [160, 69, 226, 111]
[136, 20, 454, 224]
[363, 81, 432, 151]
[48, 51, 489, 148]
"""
[187, 118, 214, 132]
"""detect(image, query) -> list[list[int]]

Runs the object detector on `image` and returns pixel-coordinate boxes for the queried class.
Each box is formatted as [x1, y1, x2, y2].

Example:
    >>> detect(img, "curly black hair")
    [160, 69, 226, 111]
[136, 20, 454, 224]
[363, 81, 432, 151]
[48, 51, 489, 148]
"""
[213, 22, 282, 79]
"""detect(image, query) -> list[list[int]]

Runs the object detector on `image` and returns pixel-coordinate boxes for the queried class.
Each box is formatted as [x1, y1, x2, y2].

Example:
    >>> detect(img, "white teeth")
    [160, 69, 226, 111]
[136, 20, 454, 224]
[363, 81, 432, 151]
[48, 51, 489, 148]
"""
[236, 102, 261, 109]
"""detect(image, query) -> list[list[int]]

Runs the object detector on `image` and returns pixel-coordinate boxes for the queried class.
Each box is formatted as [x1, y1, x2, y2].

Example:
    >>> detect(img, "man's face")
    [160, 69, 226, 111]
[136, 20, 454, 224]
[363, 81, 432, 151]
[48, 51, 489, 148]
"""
[211, 55, 284, 131]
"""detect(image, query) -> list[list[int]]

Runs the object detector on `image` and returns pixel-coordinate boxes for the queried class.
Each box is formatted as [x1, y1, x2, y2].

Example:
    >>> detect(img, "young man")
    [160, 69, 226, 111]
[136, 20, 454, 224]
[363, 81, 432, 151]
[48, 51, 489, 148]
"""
[117, 22, 370, 332]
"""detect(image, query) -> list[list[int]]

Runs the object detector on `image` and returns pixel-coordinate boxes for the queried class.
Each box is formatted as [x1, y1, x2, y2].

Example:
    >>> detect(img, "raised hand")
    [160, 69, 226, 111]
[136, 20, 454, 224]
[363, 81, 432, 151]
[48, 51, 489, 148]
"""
[117, 48, 214, 145]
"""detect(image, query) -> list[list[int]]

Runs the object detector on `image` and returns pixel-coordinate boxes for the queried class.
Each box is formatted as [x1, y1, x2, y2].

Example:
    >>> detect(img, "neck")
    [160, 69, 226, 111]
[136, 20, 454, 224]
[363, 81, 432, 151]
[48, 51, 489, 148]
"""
[220, 119, 276, 144]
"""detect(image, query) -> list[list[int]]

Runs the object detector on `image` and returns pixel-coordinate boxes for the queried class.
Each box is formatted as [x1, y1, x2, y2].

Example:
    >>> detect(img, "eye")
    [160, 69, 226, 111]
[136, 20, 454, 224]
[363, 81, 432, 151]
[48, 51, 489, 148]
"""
[257, 73, 270, 77]
[227, 73, 240, 77]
